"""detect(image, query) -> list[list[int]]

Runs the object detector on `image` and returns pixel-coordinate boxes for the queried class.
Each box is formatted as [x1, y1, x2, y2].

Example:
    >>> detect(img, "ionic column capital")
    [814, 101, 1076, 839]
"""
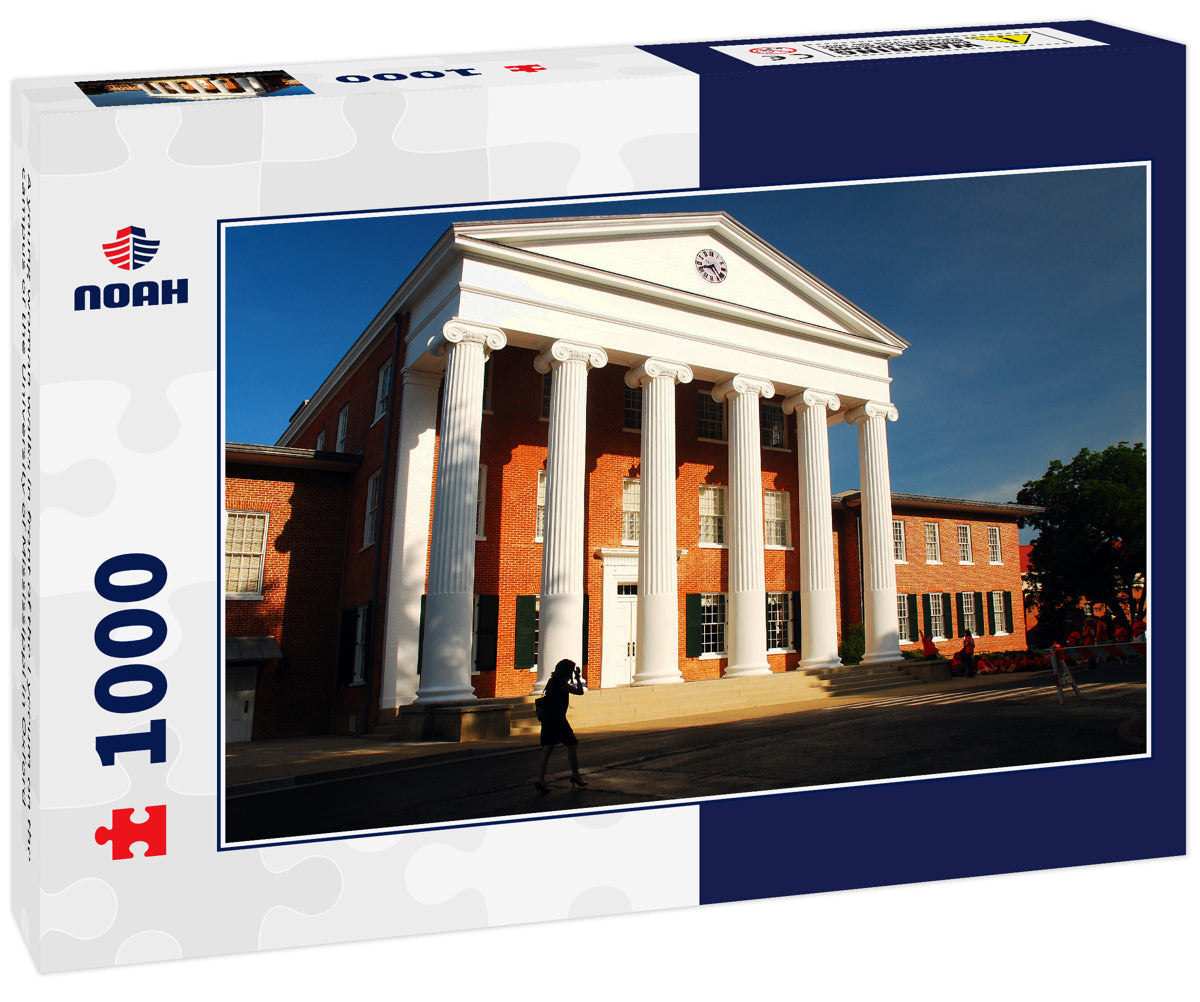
[431, 318, 507, 357]
[782, 388, 841, 415]
[625, 358, 693, 388]
[533, 340, 608, 373]
[712, 374, 774, 402]
[844, 400, 899, 425]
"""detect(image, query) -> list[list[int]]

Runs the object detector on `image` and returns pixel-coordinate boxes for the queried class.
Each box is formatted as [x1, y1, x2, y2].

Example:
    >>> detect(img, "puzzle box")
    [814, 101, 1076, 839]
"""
[11, 19, 1183, 971]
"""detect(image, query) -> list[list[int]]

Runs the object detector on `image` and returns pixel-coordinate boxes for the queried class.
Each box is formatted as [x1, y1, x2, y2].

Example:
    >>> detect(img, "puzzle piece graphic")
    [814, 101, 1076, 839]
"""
[168, 101, 264, 167]
[40, 878, 119, 941]
[115, 930, 183, 965]
[95, 806, 167, 860]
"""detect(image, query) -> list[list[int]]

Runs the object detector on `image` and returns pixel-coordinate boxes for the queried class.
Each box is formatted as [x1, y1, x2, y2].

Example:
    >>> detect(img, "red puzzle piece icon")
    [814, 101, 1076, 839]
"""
[95, 805, 167, 860]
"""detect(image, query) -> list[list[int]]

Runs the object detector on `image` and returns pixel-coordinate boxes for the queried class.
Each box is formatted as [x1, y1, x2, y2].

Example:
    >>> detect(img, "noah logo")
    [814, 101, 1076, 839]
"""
[74, 225, 188, 311]
[102, 225, 160, 270]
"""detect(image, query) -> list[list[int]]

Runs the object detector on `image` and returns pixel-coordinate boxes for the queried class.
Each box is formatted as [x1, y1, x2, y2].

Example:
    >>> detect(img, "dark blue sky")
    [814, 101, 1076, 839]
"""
[225, 165, 1147, 526]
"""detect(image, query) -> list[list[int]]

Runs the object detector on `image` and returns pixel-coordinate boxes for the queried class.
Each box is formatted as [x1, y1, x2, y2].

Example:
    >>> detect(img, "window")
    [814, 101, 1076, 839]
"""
[315, 428, 326, 452]
[897, 594, 912, 642]
[374, 358, 392, 422]
[476, 465, 487, 539]
[617, 583, 638, 596]
[764, 490, 790, 547]
[482, 358, 494, 412]
[535, 470, 546, 540]
[924, 522, 941, 563]
[893, 520, 907, 562]
[623, 385, 642, 431]
[766, 592, 792, 651]
[621, 478, 640, 544]
[363, 470, 381, 547]
[930, 592, 946, 640]
[961, 591, 977, 635]
[698, 392, 726, 440]
[957, 524, 973, 563]
[760, 399, 787, 449]
[988, 526, 1003, 563]
[701, 593, 727, 655]
[699, 485, 727, 545]
[335, 404, 349, 452]
[225, 512, 268, 596]
[540, 372, 552, 420]
[992, 591, 1008, 634]
[351, 604, 369, 684]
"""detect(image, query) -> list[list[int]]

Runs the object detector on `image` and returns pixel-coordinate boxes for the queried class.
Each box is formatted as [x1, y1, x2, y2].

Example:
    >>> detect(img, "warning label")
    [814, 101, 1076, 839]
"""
[714, 27, 1105, 67]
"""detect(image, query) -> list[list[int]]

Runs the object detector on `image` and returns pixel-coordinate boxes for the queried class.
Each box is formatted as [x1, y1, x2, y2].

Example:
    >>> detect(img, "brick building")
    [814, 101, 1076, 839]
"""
[224, 212, 1035, 740]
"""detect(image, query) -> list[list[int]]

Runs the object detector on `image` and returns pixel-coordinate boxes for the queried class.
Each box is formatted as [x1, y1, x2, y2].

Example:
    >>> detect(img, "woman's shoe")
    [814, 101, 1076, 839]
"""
[569, 774, 587, 788]
[535, 781, 550, 796]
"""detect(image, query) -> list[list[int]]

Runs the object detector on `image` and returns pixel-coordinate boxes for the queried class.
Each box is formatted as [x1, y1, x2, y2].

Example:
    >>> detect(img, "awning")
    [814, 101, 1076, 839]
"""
[225, 636, 283, 663]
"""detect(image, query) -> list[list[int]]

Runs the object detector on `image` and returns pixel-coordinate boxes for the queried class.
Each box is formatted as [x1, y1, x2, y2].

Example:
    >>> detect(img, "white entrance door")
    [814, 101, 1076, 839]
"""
[225, 666, 257, 743]
[606, 584, 638, 687]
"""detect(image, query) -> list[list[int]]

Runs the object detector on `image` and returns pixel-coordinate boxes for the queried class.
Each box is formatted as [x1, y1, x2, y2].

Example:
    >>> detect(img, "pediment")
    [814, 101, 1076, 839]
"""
[453, 212, 907, 352]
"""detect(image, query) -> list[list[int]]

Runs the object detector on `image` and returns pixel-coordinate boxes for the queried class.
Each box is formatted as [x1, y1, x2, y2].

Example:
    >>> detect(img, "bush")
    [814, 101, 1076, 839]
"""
[839, 622, 866, 665]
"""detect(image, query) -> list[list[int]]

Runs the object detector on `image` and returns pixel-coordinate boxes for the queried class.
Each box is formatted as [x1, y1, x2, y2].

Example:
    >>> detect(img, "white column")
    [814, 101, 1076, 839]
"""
[379, 368, 442, 710]
[533, 341, 607, 691]
[844, 401, 902, 665]
[416, 319, 506, 704]
[712, 375, 774, 677]
[627, 359, 693, 686]
[783, 388, 843, 670]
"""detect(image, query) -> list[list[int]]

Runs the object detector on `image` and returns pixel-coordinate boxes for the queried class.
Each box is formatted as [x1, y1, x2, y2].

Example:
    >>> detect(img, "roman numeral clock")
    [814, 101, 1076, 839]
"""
[694, 248, 728, 283]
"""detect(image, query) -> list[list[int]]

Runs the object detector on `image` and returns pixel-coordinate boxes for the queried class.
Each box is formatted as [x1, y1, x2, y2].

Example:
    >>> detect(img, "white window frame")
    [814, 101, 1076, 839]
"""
[897, 593, 912, 642]
[335, 404, 350, 453]
[476, 465, 487, 540]
[700, 592, 727, 657]
[621, 477, 640, 545]
[535, 470, 546, 541]
[893, 519, 907, 562]
[961, 591, 977, 635]
[315, 428, 326, 452]
[374, 358, 392, 423]
[992, 591, 1008, 635]
[224, 511, 269, 598]
[350, 603, 369, 685]
[623, 384, 642, 433]
[698, 392, 727, 442]
[766, 591, 793, 652]
[362, 470, 381, 548]
[763, 489, 791, 548]
[699, 485, 727, 547]
[988, 525, 1003, 564]
[924, 522, 941, 563]
[957, 524, 973, 564]
[930, 592, 947, 640]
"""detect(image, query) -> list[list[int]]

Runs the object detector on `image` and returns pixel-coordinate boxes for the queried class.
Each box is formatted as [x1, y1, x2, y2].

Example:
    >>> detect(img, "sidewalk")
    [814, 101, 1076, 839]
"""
[225, 659, 1146, 794]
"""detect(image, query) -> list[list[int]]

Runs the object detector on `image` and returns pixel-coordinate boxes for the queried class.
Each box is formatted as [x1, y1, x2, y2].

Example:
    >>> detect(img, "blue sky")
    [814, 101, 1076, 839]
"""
[224, 165, 1147, 537]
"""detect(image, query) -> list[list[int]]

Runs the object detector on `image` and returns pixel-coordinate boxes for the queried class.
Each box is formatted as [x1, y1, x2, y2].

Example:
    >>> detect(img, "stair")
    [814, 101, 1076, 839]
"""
[371, 661, 923, 740]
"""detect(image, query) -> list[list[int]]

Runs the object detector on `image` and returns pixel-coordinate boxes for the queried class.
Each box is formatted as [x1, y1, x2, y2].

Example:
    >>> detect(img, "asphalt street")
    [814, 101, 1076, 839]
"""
[224, 667, 1146, 844]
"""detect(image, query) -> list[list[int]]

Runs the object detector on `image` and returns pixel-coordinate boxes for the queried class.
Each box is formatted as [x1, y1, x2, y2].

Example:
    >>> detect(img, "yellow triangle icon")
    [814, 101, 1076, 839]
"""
[971, 33, 1032, 45]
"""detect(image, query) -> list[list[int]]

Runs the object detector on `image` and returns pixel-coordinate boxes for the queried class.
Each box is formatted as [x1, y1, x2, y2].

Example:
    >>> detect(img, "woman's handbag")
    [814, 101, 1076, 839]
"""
[534, 696, 546, 722]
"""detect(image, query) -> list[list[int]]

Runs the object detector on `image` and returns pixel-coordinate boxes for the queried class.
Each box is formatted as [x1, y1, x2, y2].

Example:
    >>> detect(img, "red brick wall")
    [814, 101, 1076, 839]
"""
[225, 463, 352, 738]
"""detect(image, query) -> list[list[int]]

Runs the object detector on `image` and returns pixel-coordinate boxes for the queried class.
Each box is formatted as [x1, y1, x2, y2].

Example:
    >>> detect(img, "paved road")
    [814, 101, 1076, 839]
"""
[225, 670, 1145, 844]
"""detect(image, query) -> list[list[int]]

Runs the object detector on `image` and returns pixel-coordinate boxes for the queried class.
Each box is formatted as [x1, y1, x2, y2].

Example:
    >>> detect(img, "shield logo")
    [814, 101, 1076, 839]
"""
[102, 225, 161, 270]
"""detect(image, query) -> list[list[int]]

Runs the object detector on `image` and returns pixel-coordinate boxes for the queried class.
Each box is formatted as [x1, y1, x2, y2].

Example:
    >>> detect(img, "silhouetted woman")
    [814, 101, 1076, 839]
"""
[535, 658, 586, 795]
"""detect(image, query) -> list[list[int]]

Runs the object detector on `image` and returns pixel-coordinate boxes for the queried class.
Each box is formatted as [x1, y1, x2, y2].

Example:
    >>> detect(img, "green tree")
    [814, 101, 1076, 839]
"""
[1016, 442, 1146, 642]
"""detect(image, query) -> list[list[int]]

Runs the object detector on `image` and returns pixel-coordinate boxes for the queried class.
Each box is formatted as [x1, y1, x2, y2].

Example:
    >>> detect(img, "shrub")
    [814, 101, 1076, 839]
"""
[839, 622, 866, 665]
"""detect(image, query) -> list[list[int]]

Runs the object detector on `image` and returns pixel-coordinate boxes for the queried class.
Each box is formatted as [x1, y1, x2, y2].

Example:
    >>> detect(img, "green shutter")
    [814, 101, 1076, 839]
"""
[685, 594, 702, 658]
[514, 595, 537, 669]
[922, 593, 932, 639]
[956, 593, 965, 638]
[974, 592, 985, 636]
[416, 595, 426, 675]
[475, 595, 499, 671]
[791, 590, 803, 648]
[942, 593, 952, 640]
[986, 592, 996, 635]
[581, 593, 590, 666]
[907, 595, 919, 641]
[337, 608, 357, 684]
[1003, 591, 1014, 634]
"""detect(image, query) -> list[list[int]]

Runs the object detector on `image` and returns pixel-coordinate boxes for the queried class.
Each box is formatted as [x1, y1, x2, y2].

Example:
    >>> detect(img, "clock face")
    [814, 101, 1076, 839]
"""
[694, 248, 728, 284]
